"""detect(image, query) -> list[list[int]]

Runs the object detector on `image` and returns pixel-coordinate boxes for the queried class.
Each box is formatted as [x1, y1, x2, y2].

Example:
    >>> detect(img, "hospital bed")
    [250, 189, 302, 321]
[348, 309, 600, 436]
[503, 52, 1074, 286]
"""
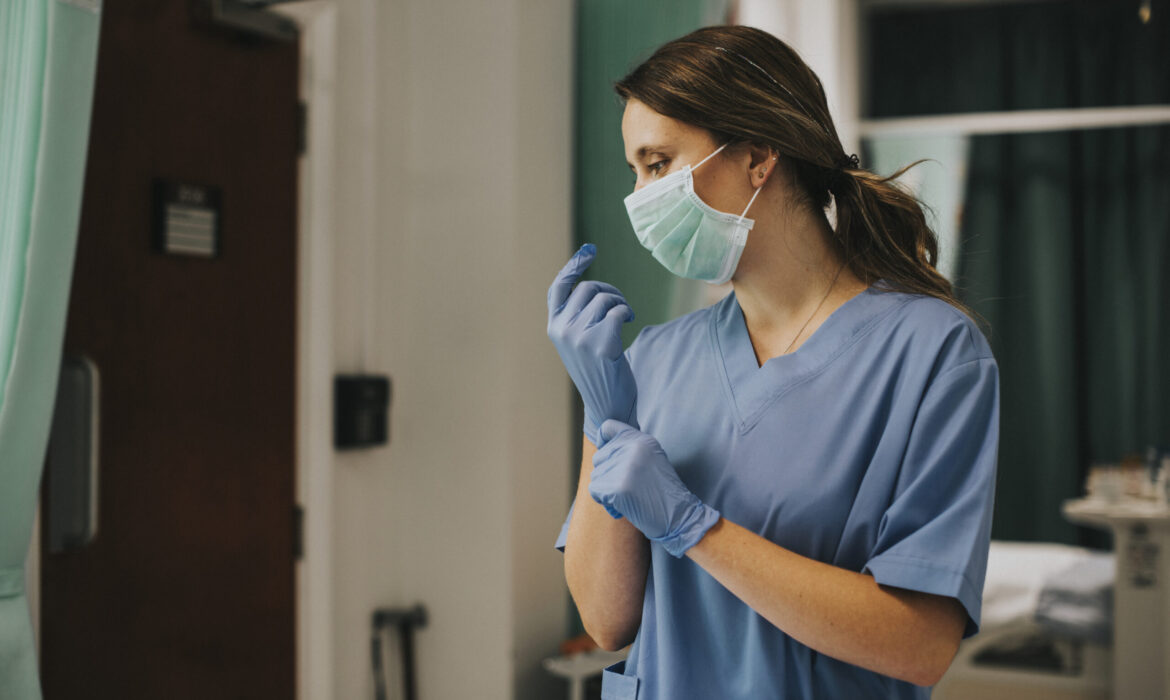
[934, 541, 1114, 700]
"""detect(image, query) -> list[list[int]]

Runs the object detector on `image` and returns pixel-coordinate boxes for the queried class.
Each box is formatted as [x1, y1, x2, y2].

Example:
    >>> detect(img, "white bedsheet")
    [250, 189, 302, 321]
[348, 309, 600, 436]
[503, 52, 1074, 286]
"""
[981, 541, 1099, 629]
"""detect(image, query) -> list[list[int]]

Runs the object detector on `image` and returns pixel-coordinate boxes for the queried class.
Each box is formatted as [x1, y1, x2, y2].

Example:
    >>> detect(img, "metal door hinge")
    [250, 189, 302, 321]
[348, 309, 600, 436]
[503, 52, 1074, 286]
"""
[293, 504, 305, 561]
[297, 101, 308, 156]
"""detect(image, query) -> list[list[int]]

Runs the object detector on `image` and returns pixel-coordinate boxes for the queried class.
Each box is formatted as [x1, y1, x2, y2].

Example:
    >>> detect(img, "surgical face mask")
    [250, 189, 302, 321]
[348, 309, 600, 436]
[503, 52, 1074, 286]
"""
[623, 143, 763, 285]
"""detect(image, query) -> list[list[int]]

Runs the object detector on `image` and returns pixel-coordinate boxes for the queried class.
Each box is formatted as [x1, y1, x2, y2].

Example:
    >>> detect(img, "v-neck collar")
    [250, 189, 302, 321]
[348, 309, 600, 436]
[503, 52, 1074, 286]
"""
[710, 283, 912, 433]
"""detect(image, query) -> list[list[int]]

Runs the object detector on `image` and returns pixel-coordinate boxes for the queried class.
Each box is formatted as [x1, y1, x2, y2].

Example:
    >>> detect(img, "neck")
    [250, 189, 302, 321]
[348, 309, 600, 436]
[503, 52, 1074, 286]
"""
[730, 195, 867, 358]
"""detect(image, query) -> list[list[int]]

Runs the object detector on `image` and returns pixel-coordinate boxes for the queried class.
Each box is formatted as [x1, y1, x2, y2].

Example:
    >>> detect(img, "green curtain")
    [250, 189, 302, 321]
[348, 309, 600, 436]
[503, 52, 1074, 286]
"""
[567, 0, 727, 640]
[867, 1, 1170, 543]
[574, 0, 729, 347]
[0, 1, 101, 696]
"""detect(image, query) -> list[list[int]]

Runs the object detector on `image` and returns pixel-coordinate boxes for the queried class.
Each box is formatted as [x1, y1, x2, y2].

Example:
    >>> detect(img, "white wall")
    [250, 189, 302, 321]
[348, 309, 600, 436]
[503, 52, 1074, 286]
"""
[329, 1, 574, 699]
[736, 0, 861, 154]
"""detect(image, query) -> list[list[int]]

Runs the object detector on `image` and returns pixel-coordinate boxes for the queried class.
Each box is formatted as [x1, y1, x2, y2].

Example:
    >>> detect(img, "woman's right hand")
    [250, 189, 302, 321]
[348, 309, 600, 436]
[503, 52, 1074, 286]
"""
[547, 244, 639, 446]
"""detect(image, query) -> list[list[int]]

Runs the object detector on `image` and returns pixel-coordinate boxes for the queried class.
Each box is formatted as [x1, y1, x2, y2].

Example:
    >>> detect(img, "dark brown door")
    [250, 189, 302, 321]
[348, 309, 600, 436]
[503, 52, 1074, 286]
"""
[40, 1, 298, 698]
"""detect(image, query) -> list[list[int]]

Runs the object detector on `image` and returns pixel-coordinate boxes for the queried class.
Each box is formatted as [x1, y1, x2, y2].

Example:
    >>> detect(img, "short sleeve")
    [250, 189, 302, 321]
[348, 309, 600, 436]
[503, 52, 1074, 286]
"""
[554, 502, 573, 552]
[863, 357, 999, 638]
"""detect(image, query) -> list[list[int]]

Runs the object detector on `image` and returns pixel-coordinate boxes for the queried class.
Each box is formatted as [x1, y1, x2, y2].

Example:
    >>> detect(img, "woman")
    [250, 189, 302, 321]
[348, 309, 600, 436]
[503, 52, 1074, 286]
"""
[547, 25, 998, 699]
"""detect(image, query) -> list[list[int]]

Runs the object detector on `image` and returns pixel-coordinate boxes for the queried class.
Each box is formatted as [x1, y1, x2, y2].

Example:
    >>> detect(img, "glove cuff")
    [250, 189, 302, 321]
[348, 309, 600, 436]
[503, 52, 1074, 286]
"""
[583, 410, 640, 448]
[659, 501, 721, 558]
[583, 419, 603, 448]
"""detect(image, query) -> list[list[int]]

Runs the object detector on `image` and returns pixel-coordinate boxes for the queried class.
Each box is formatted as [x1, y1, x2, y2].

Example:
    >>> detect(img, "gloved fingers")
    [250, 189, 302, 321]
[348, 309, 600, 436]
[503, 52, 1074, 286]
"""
[599, 419, 638, 446]
[579, 292, 629, 327]
[587, 479, 624, 520]
[600, 501, 624, 520]
[560, 280, 626, 320]
[587, 465, 627, 520]
[547, 244, 596, 313]
[602, 301, 636, 327]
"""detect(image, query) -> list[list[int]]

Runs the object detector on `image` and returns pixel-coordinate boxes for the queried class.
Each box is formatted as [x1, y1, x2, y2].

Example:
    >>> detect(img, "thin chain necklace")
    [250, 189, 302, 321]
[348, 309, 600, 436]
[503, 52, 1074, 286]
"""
[782, 262, 846, 355]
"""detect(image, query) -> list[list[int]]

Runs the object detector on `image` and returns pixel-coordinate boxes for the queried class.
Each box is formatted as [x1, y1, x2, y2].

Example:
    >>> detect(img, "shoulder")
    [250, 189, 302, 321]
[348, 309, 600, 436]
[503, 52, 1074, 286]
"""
[627, 294, 727, 359]
[868, 287, 995, 377]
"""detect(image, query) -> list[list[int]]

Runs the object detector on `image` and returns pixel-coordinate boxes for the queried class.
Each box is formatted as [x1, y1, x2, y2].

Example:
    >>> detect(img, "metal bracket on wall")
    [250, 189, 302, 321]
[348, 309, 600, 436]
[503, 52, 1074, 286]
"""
[208, 0, 300, 42]
[372, 605, 428, 700]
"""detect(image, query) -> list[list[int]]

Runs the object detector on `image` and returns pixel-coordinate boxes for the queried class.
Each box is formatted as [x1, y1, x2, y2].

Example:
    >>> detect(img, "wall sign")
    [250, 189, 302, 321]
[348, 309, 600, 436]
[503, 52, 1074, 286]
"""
[152, 179, 222, 258]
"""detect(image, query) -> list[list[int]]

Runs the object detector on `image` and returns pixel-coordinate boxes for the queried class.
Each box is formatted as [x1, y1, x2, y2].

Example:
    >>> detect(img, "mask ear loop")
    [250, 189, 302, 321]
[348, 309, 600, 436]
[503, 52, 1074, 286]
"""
[737, 152, 775, 221]
[692, 142, 728, 171]
[738, 182, 764, 222]
[694, 141, 762, 221]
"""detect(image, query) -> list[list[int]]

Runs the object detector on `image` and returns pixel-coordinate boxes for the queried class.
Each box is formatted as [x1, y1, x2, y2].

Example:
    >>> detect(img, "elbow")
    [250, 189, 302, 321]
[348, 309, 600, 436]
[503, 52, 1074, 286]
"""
[907, 665, 946, 689]
[907, 637, 960, 687]
[565, 563, 643, 653]
[582, 619, 637, 652]
[566, 580, 639, 651]
[892, 594, 966, 687]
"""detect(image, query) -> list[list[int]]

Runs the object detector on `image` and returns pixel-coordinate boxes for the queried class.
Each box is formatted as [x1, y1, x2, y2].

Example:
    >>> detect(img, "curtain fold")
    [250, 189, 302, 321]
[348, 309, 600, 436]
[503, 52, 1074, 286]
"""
[0, 1, 101, 696]
[867, 0, 1170, 543]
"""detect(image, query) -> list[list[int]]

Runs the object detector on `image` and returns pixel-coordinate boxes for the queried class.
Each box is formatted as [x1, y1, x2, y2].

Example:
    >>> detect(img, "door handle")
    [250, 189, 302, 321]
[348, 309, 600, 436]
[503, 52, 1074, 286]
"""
[46, 354, 100, 554]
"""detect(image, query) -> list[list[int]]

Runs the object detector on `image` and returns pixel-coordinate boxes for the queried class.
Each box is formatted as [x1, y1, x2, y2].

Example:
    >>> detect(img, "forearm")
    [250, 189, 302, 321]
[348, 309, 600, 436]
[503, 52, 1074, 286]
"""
[563, 437, 650, 650]
[687, 518, 964, 686]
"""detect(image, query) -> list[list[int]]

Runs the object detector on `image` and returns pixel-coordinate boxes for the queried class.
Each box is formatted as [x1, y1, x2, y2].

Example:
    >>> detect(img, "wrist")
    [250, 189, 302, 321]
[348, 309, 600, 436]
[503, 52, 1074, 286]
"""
[583, 407, 639, 448]
[660, 502, 721, 558]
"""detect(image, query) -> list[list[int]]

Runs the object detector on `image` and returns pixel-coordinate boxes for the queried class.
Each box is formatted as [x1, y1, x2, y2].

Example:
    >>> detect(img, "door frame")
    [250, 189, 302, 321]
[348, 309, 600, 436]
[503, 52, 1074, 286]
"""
[27, 4, 339, 698]
[278, 4, 338, 699]
[278, 2, 339, 697]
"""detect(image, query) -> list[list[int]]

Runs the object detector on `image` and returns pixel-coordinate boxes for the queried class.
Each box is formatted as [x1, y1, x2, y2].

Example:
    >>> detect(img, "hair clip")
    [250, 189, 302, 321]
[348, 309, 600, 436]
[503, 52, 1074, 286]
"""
[713, 46, 836, 144]
[828, 155, 860, 194]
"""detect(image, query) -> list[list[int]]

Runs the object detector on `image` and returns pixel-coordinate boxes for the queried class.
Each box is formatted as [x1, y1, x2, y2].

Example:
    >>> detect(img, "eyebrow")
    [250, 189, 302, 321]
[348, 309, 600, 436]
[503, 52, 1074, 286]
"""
[626, 144, 671, 170]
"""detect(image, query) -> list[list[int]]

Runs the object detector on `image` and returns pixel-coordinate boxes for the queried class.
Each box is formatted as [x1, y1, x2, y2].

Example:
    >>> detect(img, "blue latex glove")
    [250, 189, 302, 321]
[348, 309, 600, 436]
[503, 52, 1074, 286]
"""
[589, 420, 721, 558]
[547, 244, 638, 446]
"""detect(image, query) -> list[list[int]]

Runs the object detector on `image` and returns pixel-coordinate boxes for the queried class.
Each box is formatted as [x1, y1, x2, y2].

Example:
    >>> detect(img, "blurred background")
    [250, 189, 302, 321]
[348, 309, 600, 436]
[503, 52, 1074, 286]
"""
[1, 0, 1167, 699]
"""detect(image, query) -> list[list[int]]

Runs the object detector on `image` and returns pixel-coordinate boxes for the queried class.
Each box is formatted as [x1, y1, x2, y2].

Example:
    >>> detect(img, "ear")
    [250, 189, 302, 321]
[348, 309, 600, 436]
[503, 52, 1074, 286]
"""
[747, 144, 778, 189]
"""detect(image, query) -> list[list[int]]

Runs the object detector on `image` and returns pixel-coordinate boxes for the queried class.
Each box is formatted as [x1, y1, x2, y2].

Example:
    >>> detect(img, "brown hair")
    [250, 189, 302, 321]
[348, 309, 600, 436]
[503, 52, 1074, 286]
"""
[615, 25, 970, 316]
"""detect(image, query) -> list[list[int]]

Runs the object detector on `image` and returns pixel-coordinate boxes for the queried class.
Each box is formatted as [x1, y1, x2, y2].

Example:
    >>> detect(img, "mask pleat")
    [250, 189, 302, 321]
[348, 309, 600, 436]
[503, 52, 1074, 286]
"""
[623, 146, 757, 285]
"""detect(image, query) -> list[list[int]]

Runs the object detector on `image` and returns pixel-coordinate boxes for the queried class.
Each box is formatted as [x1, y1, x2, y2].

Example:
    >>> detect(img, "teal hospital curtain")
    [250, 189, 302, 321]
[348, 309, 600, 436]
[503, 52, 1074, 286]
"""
[0, 1, 102, 696]
[574, 0, 729, 347]
[867, 1, 1170, 543]
[567, 0, 727, 640]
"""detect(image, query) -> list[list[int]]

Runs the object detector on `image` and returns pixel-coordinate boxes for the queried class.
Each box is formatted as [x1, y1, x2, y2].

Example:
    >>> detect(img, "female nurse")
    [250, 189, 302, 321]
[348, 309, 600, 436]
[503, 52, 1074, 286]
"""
[547, 25, 999, 700]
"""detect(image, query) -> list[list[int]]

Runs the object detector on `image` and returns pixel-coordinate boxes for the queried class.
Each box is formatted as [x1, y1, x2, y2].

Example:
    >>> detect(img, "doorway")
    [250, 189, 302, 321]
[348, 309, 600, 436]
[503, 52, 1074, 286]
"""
[39, 1, 299, 697]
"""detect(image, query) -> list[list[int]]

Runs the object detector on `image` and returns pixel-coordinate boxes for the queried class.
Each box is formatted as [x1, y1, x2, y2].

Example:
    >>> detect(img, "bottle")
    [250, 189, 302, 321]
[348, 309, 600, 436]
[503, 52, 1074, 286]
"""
[1145, 446, 1161, 500]
[1161, 456, 1170, 508]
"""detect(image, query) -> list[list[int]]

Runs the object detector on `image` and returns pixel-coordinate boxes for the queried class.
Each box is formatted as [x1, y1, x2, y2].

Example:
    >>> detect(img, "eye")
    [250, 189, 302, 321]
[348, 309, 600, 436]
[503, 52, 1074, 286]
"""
[648, 159, 670, 176]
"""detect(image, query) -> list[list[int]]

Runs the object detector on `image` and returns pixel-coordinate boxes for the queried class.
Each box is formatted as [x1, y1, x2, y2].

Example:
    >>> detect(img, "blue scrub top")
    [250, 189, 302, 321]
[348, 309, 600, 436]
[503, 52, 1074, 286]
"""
[556, 284, 1000, 700]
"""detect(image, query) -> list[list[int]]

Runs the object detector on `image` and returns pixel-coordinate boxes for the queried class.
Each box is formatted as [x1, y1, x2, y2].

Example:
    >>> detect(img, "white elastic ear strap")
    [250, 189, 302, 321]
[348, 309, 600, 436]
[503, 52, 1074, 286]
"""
[694, 142, 728, 171]
[738, 184, 763, 221]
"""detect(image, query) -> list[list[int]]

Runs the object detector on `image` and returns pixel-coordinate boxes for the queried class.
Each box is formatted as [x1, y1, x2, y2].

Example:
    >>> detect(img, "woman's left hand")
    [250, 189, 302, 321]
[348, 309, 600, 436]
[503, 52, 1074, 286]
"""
[589, 420, 721, 558]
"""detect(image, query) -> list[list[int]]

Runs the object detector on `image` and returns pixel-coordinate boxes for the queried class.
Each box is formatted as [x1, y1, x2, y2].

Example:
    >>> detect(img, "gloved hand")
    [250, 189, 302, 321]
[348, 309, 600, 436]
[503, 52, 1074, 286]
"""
[547, 244, 638, 446]
[589, 420, 721, 558]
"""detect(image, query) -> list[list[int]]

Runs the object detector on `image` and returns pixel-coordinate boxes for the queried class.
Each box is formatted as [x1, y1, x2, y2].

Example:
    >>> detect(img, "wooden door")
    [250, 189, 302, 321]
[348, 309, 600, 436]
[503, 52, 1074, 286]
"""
[40, 1, 299, 697]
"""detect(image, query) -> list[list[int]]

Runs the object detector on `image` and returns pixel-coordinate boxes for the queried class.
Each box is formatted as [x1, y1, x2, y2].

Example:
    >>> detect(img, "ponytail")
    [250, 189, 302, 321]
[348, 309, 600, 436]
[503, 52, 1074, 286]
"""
[829, 160, 972, 318]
